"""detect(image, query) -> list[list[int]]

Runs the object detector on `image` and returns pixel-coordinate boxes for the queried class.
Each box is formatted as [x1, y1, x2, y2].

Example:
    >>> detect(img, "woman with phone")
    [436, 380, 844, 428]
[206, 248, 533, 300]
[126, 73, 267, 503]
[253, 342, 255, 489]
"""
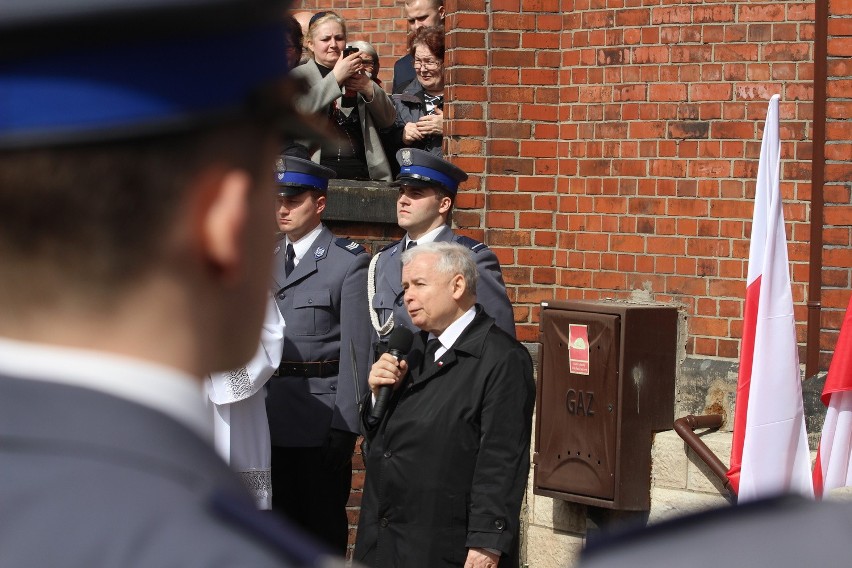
[289, 11, 395, 181]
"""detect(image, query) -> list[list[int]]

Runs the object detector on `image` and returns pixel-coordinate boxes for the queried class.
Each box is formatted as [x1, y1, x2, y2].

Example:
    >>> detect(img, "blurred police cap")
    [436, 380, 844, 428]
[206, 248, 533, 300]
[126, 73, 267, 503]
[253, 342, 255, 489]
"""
[0, 0, 298, 148]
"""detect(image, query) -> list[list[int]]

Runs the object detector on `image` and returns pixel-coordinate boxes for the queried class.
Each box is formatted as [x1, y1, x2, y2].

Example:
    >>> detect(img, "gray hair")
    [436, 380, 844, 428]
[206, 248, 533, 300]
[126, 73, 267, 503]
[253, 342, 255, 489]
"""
[401, 241, 478, 296]
[346, 40, 378, 63]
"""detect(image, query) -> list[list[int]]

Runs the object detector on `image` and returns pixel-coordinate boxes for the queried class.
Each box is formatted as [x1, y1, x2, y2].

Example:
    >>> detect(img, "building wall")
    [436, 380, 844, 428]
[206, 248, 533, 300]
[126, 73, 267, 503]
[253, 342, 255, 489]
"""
[294, 0, 851, 564]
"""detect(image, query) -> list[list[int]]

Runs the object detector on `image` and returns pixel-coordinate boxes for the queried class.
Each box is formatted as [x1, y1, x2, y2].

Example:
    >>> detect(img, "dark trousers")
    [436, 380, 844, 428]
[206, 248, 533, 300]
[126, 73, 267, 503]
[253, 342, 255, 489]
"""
[271, 429, 357, 555]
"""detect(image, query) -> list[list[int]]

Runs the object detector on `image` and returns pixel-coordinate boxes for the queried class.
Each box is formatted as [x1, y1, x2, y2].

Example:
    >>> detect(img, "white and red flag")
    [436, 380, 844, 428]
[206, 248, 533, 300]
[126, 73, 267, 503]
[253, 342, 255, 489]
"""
[726, 94, 813, 501]
[813, 294, 852, 498]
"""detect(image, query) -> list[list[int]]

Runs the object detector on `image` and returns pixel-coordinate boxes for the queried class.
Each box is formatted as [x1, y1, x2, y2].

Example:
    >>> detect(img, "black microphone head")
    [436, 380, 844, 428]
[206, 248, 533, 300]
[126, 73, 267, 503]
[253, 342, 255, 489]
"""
[387, 326, 415, 354]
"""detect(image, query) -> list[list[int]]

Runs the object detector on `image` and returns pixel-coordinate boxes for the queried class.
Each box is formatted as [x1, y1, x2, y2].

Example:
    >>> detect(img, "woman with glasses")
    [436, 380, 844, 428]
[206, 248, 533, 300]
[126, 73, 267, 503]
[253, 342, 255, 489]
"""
[381, 26, 446, 173]
[290, 12, 395, 181]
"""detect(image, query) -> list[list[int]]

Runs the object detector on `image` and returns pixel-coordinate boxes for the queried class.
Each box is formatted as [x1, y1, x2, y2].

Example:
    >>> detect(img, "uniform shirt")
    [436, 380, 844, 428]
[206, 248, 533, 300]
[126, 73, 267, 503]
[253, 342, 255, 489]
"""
[286, 223, 323, 270]
[403, 224, 444, 251]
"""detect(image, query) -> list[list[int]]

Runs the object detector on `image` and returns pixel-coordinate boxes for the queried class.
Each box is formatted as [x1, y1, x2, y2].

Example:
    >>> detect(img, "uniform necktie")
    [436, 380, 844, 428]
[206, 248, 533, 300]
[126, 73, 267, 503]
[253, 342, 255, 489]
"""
[406, 240, 417, 251]
[285, 243, 295, 277]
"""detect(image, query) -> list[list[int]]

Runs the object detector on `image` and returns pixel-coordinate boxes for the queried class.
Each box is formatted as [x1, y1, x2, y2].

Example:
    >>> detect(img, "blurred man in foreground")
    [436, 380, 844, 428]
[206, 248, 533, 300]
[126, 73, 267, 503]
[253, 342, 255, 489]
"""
[0, 1, 331, 565]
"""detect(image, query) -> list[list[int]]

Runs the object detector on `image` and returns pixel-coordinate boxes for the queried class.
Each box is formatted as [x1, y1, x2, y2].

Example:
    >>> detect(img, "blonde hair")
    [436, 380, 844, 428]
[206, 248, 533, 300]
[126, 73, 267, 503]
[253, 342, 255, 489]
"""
[307, 11, 347, 41]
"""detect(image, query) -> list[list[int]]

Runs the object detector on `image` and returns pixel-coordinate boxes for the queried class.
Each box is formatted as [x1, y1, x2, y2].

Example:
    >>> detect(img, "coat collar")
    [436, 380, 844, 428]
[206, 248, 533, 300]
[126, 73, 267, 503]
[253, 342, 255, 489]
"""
[409, 306, 493, 386]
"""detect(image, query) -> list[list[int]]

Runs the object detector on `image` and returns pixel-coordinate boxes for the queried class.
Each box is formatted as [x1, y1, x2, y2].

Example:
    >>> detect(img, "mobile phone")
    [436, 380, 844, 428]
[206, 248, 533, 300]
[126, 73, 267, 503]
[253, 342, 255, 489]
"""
[342, 46, 359, 57]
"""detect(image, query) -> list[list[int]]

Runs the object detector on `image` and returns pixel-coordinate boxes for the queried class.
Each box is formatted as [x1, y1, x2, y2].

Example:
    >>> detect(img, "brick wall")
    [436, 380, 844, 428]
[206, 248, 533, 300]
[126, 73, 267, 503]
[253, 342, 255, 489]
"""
[292, 0, 850, 563]
[823, 0, 852, 365]
[298, 0, 849, 364]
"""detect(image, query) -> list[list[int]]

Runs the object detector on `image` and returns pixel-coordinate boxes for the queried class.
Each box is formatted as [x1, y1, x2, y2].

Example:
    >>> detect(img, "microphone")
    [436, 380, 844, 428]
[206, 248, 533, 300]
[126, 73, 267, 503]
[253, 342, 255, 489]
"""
[370, 326, 414, 423]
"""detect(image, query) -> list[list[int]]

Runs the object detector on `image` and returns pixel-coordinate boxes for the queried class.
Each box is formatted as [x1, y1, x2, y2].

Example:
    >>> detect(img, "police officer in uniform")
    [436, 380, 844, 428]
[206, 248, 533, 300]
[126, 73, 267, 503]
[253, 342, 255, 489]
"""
[266, 156, 373, 554]
[369, 148, 515, 354]
[0, 1, 336, 566]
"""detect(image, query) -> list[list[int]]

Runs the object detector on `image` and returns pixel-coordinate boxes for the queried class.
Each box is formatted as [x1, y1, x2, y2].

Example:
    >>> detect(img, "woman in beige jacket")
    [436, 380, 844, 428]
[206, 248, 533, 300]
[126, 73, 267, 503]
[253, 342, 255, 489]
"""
[291, 11, 395, 181]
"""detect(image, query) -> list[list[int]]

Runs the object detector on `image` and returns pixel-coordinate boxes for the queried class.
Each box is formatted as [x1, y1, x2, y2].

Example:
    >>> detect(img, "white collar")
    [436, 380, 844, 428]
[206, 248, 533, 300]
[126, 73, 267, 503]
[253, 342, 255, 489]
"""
[429, 306, 477, 359]
[405, 224, 445, 249]
[0, 337, 211, 441]
[287, 223, 324, 263]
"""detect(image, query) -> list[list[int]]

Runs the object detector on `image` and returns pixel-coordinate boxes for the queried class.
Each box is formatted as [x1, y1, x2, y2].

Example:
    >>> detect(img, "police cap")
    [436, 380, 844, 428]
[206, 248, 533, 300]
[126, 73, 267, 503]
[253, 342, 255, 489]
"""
[275, 156, 336, 195]
[392, 148, 468, 196]
[0, 0, 294, 149]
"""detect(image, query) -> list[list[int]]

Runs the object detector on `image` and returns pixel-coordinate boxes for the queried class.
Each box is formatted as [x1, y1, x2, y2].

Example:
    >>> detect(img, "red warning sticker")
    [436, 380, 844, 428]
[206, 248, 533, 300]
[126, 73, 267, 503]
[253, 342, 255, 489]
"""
[568, 324, 590, 375]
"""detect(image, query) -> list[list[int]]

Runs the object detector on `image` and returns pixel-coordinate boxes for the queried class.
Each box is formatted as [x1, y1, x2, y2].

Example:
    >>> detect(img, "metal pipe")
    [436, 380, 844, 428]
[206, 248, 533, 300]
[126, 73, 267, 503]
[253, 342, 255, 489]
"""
[672, 414, 735, 498]
[806, 0, 829, 380]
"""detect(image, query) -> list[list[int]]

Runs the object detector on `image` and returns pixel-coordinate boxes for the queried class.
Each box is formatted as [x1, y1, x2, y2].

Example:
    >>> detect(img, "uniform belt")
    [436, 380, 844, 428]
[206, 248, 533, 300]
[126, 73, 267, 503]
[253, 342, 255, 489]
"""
[275, 360, 340, 378]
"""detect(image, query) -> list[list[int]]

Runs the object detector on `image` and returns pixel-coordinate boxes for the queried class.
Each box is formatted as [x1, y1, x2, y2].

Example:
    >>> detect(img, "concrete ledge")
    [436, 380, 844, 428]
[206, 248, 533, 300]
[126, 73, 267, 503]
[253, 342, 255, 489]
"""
[651, 430, 688, 490]
[324, 179, 397, 223]
[523, 525, 585, 568]
[649, 487, 730, 524]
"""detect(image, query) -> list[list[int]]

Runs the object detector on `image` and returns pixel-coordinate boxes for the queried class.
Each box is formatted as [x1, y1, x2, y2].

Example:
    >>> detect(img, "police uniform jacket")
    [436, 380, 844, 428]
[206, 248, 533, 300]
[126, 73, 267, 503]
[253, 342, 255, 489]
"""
[0, 375, 324, 567]
[353, 308, 535, 568]
[290, 61, 396, 181]
[371, 225, 515, 344]
[267, 225, 372, 447]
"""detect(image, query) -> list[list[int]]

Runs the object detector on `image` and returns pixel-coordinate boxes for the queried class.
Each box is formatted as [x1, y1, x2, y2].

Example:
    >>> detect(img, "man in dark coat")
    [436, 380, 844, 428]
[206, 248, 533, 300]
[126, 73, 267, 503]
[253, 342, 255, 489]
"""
[355, 241, 535, 568]
[369, 148, 516, 361]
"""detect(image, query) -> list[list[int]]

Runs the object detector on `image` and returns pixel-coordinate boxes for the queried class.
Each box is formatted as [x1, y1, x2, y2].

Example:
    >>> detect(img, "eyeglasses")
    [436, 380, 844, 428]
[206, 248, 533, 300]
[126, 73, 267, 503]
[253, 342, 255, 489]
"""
[413, 58, 441, 70]
[361, 59, 377, 68]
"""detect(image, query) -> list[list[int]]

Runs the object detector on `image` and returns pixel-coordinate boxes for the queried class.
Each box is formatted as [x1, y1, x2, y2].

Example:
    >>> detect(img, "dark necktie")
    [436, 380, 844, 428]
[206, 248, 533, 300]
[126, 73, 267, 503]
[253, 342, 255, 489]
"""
[284, 243, 295, 277]
[421, 338, 441, 372]
[406, 240, 417, 251]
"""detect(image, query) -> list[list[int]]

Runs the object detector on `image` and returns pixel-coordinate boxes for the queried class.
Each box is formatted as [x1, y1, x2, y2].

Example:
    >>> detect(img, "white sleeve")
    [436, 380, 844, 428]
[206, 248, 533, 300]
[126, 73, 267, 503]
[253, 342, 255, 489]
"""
[207, 297, 285, 405]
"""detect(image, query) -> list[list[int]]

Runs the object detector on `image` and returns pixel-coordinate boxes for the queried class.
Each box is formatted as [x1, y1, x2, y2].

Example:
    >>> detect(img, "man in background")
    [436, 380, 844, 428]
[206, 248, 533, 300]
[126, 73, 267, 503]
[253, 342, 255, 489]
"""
[267, 156, 373, 555]
[392, 0, 445, 93]
[292, 11, 314, 64]
[370, 149, 515, 357]
[0, 1, 330, 566]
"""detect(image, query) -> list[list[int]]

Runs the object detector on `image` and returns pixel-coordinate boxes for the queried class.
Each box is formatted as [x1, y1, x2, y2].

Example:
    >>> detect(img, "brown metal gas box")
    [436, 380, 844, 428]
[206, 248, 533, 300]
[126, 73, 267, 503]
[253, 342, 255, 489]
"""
[533, 301, 678, 510]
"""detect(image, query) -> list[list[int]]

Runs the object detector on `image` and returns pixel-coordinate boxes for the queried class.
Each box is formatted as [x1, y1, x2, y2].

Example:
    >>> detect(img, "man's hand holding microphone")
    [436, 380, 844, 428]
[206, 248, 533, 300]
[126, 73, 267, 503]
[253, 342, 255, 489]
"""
[368, 326, 414, 425]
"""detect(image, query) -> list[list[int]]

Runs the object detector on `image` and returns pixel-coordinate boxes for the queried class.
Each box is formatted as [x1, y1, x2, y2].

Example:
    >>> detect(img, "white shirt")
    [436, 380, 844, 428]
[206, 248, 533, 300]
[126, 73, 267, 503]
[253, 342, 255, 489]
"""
[0, 337, 211, 441]
[287, 223, 323, 269]
[404, 224, 445, 250]
[427, 306, 477, 362]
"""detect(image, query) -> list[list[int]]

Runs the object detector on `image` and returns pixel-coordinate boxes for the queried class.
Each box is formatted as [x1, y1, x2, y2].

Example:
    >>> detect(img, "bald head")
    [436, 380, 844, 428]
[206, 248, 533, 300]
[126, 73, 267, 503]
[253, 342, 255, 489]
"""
[292, 11, 313, 36]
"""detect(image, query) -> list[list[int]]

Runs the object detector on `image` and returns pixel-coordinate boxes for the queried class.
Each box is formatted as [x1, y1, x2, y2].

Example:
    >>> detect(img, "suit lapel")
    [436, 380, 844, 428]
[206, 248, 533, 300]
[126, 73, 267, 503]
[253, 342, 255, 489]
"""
[271, 238, 289, 291]
[435, 225, 454, 243]
[408, 309, 493, 388]
[273, 227, 331, 292]
[383, 242, 404, 299]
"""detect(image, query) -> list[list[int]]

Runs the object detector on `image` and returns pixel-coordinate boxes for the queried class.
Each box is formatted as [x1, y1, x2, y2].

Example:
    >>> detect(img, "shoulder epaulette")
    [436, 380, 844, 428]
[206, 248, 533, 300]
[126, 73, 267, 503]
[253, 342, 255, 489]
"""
[379, 240, 402, 253]
[335, 237, 366, 255]
[454, 235, 488, 253]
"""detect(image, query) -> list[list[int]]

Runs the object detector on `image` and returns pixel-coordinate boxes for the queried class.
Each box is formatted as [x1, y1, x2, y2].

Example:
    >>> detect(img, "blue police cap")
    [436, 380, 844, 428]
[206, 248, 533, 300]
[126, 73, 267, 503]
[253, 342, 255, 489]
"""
[392, 148, 469, 196]
[275, 156, 336, 195]
[0, 0, 294, 148]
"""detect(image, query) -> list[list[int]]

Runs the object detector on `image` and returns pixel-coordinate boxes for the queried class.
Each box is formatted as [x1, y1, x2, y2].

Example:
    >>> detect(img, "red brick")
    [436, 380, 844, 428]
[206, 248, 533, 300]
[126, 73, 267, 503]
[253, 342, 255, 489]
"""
[651, 6, 691, 25]
[739, 4, 785, 22]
